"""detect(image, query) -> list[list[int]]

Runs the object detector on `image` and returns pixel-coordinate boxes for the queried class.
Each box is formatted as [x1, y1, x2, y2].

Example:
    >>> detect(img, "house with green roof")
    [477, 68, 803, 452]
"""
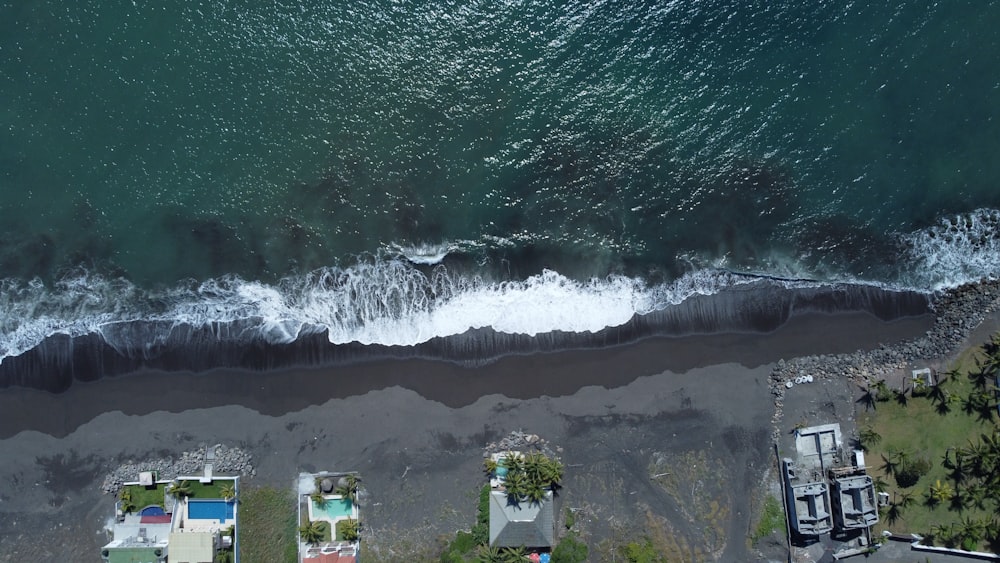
[100, 537, 167, 563]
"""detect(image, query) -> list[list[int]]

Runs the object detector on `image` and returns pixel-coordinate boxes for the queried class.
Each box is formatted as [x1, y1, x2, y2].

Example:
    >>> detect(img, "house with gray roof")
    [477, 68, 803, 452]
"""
[488, 491, 554, 549]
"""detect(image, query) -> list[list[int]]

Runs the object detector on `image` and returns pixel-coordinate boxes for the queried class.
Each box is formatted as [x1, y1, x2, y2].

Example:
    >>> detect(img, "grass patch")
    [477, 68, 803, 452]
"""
[751, 495, 785, 545]
[238, 485, 298, 563]
[862, 345, 997, 541]
[186, 479, 232, 499]
[123, 483, 167, 510]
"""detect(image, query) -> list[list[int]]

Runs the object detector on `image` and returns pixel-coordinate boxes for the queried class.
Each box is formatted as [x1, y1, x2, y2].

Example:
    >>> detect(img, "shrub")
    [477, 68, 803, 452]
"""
[621, 537, 667, 563]
[470, 485, 490, 546]
[752, 495, 785, 544]
[439, 531, 476, 563]
[551, 533, 588, 563]
[895, 457, 931, 488]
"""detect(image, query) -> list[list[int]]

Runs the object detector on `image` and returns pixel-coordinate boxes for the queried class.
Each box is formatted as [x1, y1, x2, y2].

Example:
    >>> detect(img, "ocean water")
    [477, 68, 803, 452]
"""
[1, 1, 1000, 371]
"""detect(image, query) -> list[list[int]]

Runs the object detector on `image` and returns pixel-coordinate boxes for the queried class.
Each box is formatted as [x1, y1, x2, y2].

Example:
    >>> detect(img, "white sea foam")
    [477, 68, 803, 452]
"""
[0, 262, 761, 363]
[5, 206, 999, 364]
[899, 208, 1000, 291]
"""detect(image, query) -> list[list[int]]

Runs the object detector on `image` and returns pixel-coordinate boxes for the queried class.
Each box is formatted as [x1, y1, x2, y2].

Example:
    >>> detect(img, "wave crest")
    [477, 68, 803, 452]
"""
[0, 263, 767, 363]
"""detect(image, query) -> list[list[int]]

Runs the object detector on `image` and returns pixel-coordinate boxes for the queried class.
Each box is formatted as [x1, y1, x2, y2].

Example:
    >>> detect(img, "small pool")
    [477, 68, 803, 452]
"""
[312, 496, 354, 520]
[140, 506, 166, 517]
[188, 499, 235, 521]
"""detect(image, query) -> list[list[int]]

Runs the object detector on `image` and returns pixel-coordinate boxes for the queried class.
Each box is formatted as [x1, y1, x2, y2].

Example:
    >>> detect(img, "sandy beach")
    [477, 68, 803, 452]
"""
[0, 307, 946, 562]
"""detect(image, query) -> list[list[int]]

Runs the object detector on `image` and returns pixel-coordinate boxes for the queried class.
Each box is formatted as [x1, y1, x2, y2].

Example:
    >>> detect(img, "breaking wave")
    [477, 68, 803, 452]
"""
[899, 208, 1000, 290]
[1, 207, 998, 383]
[0, 264, 771, 364]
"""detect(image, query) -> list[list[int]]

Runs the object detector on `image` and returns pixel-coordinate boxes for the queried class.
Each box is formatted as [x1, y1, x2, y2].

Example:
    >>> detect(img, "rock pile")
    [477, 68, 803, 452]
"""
[101, 444, 254, 494]
[484, 429, 561, 459]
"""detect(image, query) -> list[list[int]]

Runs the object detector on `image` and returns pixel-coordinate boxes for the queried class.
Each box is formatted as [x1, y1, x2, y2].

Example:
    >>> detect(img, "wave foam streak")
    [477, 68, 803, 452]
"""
[0, 262, 765, 365]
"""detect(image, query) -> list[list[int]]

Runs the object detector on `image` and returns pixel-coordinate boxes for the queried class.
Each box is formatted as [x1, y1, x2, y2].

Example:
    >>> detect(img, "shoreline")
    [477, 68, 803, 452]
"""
[0, 280, 930, 392]
[0, 309, 932, 439]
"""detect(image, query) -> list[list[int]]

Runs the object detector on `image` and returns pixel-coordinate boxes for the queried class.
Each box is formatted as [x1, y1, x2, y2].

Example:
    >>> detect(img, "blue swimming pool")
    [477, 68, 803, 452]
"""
[311, 497, 354, 520]
[140, 506, 166, 517]
[188, 499, 235, 521]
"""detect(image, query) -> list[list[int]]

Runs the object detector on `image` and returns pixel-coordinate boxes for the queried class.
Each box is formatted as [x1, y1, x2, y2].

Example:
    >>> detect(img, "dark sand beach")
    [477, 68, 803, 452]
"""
[0, 309, 942, 562]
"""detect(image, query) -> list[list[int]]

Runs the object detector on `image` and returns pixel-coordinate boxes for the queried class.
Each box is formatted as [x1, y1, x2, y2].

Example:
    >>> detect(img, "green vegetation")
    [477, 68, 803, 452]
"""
[238, 485, 297, 563]
[551, 533, 588, 563]
[121, 483, 168, 512]
[439, 531, 477, 563]
[299, 520, 326, 544]
[619, 537, 668, 563]
[751, 495, 785, 545]
[187, 479, 233, 499]
[336, 518, 361, 542]
[219, 482, 236, 501]
[440, 457, 582, 562]
[485, 452, 564, 506]
[563, 507, 575, 530]
[335, 474, 361, 504]
[862, 333, 1000, 551]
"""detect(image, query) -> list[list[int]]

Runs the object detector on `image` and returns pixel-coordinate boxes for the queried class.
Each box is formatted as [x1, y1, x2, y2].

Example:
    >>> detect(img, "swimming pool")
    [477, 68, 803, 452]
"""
[311, 497, 354, 520]
[140, 506, 166, 517]
[188, 499, 235, 521]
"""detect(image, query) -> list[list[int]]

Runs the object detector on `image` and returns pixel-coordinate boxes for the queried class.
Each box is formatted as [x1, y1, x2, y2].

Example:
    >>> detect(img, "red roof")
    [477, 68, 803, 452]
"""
[140, 515, 172, 524]
[304, 554, 355, 563]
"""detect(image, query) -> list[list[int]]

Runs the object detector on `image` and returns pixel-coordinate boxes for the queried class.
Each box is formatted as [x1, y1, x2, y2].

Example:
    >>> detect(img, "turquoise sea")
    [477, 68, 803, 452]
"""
[1, 1, 1000, 366]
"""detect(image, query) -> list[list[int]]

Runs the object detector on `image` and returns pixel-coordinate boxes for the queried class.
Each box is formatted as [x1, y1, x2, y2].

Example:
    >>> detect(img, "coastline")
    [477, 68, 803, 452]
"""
[1, 280, 999, 561]
[0, 280, 930, 393]
[0, 308, 931, 440]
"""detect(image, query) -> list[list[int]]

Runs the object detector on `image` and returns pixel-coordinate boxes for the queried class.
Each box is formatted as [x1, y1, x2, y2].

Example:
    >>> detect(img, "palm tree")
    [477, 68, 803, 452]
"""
[858, 427, 882, 451]
[477, 544, 503, 563]
[310, 490, 327, 507]
[965, 483, 989, 511]
[484, 458, 498, 475]
[894, 386, 910, 406]
[299, 520, 325, 544]
[872, 475, 890, 494]
[525, 481, 547, 506]
[219, 482, 236, 502]
[339, 518, 361, 542]
[214, 550, 234, 563]
[168, 480, 193, 499]
[881, 448, 902, 477]
[940, 367, 960, 385]
[542, 457, 565, 489]
[969, 358, 995, 389]
[503, 471, 527, 504]
[523, 452, 546, 482]
[118, 487, 137, 513]
[959, 516, 986, 551]
[858, 383, 878, 411]
[897, 490, 916, 508]
[335, 474, 360, 504]
[934, 389, 956, 415]
[501, 546, 528, 562]
[927, 479, 954, 506]
[503, 452, 524, 475]
[883, 502, 903, 525]
[873, 379, 891, 402]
